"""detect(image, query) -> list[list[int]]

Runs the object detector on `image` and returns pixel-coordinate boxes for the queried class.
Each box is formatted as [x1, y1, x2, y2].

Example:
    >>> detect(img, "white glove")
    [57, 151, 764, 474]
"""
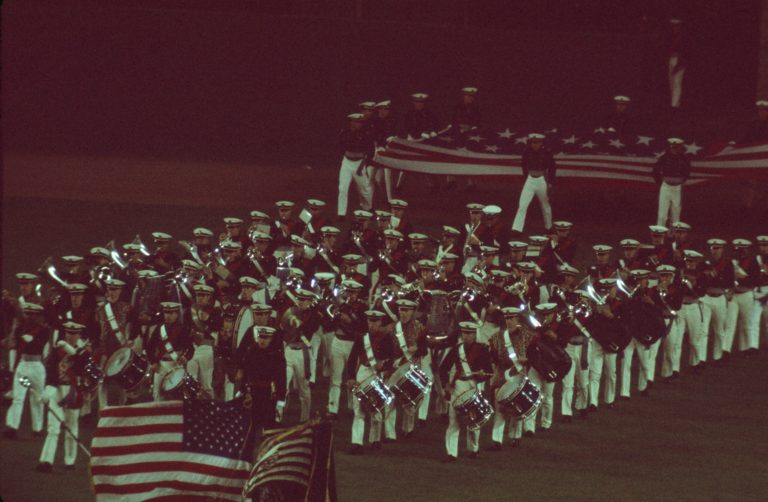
[275, 400, 286, 423]
[407, 135, 415, 141]
[386, 136, 396, 143]
[21, 334, 33, 343]
[429, 131, 437, 138]
[375, 146, 385, 154]
[420, 133, 430, 140]
[56, 340, 78, 356]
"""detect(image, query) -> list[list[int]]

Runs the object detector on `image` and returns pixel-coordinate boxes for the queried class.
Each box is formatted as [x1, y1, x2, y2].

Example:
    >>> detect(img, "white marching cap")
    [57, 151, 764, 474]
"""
[375, 100, 391, 108]
[482, 205, 502, 216]
[347, 113, 365, 121]
[707, 238, 727, 247]
[756, 100, 768, 108]
[528, 132, 546, 140]
[593, 244, 613, 253]
[667, 137, 684, 145]
[613, 95, 631, 103]
[461, 86, 479, 94]
[411, 93, 429, 101]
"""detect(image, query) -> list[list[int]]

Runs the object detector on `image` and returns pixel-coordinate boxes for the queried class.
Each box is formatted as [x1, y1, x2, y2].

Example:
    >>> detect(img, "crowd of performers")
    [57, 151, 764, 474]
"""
[2, 198, 767, 468]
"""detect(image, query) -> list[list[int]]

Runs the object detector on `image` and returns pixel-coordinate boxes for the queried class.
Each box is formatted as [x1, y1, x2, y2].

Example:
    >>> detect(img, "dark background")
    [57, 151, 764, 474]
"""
[3, 0, 762, 166]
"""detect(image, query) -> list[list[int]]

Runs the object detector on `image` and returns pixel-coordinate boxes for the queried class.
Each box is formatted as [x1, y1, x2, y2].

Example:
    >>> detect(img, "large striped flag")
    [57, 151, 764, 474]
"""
[243, 419, 337, 502]
[90, 400, 252, 501]
[372, 126, 768, 185]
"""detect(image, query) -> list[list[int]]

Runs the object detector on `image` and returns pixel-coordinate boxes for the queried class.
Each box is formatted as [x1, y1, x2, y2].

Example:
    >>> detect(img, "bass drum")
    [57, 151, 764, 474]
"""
[526, 338, 572, 383]
[621, 301, 667, 347]
[585, 315, 632, 353]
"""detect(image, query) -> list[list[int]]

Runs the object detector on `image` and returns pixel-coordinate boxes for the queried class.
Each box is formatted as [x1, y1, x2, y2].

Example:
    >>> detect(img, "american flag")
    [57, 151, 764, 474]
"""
[372, 126, 768, 185]
[90, 400, 252, 502]
[244, 420, 337, 502]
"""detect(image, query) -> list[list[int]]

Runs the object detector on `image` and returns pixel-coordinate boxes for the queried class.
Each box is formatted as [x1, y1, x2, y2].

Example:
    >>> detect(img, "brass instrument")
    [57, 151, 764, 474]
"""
[133, 234, 151, 257]
[463, 221, 481, 256]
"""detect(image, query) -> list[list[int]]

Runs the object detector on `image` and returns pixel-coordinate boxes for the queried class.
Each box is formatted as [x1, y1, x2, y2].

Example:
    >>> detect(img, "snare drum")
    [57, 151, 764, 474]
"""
[353, 374, 394, 415]
[387, 363, 432, 408]
[161, 367, 201, 400]
[452, 389, 493, 430]
[81, 358, 105, 393]
[105, 347, 150, 395]
[495, 374, 542, 419]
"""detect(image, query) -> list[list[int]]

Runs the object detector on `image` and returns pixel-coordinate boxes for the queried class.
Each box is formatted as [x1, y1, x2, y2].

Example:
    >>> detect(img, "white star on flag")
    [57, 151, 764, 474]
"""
[468, 135, 485, 142]
[636, 135, 654, 146]
[562, 135, 578, 144]
[653, 151, 665, 157]
[497, 128, 515, 139]
[514, 136, 528, 144]
[684, 142, 703, 155]
[594, 127, 606, 134]
[581, 141, 596, 149]
[609, 138, 625, 149]
[484, 145, 500, 153]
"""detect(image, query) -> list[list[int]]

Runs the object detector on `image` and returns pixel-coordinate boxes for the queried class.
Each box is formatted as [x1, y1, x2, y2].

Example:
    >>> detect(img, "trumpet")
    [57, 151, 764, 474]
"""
[504, 279, 528, 299]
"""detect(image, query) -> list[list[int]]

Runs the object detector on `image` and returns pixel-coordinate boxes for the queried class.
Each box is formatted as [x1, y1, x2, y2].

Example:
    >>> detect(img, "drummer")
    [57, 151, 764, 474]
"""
[523, 303, 559, 436]
[147, 302, 193, 401]
[490, 307, 535, 450]
[345, 310, 395, 455]
[387, 298, 428, 440]
[439, 321, 493, 462]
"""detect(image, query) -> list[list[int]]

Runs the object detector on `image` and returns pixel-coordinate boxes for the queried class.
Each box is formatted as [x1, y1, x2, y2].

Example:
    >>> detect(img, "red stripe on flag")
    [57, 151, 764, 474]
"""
[93, 480, 243, 496]
[94, 423, 183, 437]
[91, 461, 249, 479]
[98, 405, 183, 418]
[91, 442, 183, 457]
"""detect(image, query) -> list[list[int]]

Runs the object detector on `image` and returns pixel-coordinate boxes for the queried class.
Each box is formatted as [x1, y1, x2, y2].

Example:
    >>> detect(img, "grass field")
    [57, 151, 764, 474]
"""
[2, 152, 768, 501]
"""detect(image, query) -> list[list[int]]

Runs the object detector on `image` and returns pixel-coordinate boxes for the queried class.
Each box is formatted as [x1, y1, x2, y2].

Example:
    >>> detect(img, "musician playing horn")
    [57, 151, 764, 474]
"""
[652, 265, 685, 381]
[37, 321, 90, 473]
[439, 321, 492, 462]
[490, 307, 534, 450]
[345, 310, 395, 455]
[327, 280, 366, 418]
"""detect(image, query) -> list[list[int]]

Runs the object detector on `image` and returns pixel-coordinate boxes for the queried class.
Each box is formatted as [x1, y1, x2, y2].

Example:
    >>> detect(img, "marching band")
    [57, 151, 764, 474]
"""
[1, 197, 767, 471]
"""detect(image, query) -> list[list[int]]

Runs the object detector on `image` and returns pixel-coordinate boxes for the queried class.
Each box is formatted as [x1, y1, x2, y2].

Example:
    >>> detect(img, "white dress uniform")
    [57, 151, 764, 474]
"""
[490, 324, 532, 445]
[224, 306, 253, 401]
[511, 134, 555, 233]
[327, 329, 357, 414]
[280, 306, 312, 423]
[561, 337, 590, 417]
[337, 114, 374, 217]
[619, 337, 650, 398]
[524, 367, 554, 433]
[349, 331, 392, 447]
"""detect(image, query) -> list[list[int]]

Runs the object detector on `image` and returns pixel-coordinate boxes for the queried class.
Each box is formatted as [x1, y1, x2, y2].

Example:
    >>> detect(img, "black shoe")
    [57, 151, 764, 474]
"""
[490, 441, 502, 451]
[579, 409, 589, 419]
[64, 464, 75, 471]
[672, 372, 680, 379]
[326, 412, 338, 421]
[403, 431, 413, 439]
[383, 437, 396, 444]
[417, 419, 427, 427]
[523, 431, 535, 438]
[3, 428, 18, 439]
[36, 462, 53, 473]
[511, 439, 521, 448]
[442, 455, 457, 463]
[640, 389, 649, 397]
[562, 415, 573, 424]
[370, 441, 382, 451]
[607, 403, 615, 409]
[587, 405, 597, 413]
[469, 451, 480, 459]
[619, 396, 630, 401]
[647, 380, 655, 388]
[32, 430, 44, 438]
[346, 445, 364, 455]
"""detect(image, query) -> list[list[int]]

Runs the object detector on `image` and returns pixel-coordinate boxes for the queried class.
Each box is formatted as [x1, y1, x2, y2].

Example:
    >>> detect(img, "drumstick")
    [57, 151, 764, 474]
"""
[18, 376, 92, 458]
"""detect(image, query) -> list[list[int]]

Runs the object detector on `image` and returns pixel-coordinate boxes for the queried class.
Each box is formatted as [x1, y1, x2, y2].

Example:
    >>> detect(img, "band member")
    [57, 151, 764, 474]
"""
[436, 226, 461, 266]
[745, 236, 768, 352]
[244, 233, 276, 286]
[701, 239, 735, 362]
[346, 310, 395, 454]
[274, 201, 305, 250]
[221, 217, 250, 250]
[187, 284, 221, 399]
[37, 321, 90, 472]
[512, 133, 557, 233]
[588, 245, 616, 280]
[461, 203, 485, 274]
[374, 229, 408, 278]
[679, 250, 707, 368]
[285, 235, 314, 278]
[524, 303, 559, 434]
[337, 113, 374, 218]
[453, 273, 492, 344]
[652, 265, 685, 380]
[539, 221, 577, 281]
[148, 232, 180, 274]
[346, 210, 379, 263]
[618, 269, 654, 399]
[314, 226, 343, 276]
[654, 137, 691, 227]
[479, 205, 510, 256]
[588, 279, 621, 410]
[405, 233, 431, 282]
[95, 279, 132, 408]
[4, 303, 49, 438]
[440, 322, 492, 461]
[302, 199, 331, 245]
[327, 280, 367, 417]
[643, 225, 674, 268]
[311, 272, 338, 381]
[146, 302, 192, 401]
[605, 95, 634, 136]
[387, 298, 428, 439]
[616, 239, 645, 278]
[279, 289, 319, 423]
[671, 222, 693, 264]
[436, 253, 464, 291]
[237, 326, 286, 440]
[389, 199, 414, 243]
[726, 239, 760, 354]
[490, 307, 534, 449]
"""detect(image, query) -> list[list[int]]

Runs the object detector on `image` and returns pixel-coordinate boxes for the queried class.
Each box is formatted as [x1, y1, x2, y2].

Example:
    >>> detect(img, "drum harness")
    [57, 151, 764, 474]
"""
[394, 321, 414, 365]
[104, 302, 127, 346]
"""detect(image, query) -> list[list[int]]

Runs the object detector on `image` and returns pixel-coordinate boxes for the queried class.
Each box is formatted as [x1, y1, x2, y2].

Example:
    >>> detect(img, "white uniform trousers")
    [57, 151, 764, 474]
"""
[39, 385, 80, 466]
[417, 353, 432, 421]
[619, 339, 650, 397]
[727, 291, 754, 352]
[285, 345, 311, 422]
[561, 342, 589, 417]
[5, 359, 45, 432]
[524, 368, 554, 432]
[680, 302, 705, 366]
[187, 345, 214, 399]
[152, 360, 177, 401]
[351, 365, 383, 446]
[668, 55, 685, 108]
[512, 175, 552, 232]
[589, 343, 617, 407]
[701, 294, 728, 360]
[656, 182, 682, 227]
[746, 294, 767, 350]
[661, 317, 685, 377]
[309, 328, 323, 384]
[337, 158, 373, 216]
[491, 378, 524, 444]
[445, 379, 481, 458]
[327, 337, 354, 414]
[645, 338, 661, 383]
